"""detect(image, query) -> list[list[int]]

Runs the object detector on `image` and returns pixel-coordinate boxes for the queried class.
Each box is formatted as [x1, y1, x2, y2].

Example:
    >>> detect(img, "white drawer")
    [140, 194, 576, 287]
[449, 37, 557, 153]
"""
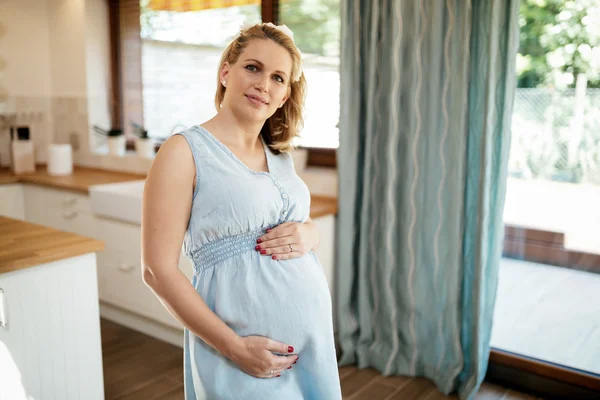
[23, 184, 92, 215]
[0, 184, 25, 220]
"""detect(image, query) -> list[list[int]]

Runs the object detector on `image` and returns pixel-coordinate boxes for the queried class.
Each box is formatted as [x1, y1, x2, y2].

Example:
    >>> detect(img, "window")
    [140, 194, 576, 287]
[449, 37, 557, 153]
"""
[110, 0, 340, 164]
[490, 0, 600, 389]
[280, 0, 341, 149]
[140, 1, 262, 140]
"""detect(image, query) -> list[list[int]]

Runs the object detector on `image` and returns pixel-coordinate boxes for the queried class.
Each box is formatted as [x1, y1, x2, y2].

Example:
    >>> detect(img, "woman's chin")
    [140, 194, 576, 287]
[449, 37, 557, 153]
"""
[241, 109, 272, 123]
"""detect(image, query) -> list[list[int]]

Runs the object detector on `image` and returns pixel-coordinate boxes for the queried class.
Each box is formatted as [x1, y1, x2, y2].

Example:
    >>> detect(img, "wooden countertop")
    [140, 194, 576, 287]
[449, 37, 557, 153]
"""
[0, 216, 105, 274]
[0, 166, 146, 193]
[310, 195, 338, 219]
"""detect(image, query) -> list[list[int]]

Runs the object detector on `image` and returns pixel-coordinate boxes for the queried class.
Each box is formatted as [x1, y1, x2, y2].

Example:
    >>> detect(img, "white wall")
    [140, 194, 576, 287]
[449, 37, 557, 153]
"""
[85, 0, 112, 153]
[0, 0, 52, 97]
[0, 0, 112, 166]
[0, 0, 53, 165]
[47, 0, 88, 97]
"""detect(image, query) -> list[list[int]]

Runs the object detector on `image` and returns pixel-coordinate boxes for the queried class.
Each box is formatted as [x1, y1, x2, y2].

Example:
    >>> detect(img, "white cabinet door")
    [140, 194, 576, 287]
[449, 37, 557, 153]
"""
[95, 217, 193, 329]
[0, 184, 25, 220]
[0, 254, 104, 399]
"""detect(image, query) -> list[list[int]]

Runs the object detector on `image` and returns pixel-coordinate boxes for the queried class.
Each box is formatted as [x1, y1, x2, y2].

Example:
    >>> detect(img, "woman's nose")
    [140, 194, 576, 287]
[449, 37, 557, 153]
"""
[254, 74, 269, 92]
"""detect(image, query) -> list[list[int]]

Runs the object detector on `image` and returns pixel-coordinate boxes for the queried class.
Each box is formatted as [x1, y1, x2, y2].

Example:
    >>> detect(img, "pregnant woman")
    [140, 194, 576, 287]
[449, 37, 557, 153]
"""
[141, 23, 341, 399]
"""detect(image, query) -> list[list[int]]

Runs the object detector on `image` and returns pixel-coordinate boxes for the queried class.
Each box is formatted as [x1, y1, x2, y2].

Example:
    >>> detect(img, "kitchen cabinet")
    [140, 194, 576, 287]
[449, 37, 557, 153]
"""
[0, 184, 25, 220]
[0, 252, 104, 399]
[94, 216, 193, 330]
[23, 184, 97, 239]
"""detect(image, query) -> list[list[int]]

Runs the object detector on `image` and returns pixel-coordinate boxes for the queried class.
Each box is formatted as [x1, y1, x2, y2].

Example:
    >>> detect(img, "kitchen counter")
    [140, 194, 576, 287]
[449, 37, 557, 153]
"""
[0, 166, 338, 217]
[0, 166, 146, 193]
[0, 216, 104, 274]
[310, 194, 338, 219]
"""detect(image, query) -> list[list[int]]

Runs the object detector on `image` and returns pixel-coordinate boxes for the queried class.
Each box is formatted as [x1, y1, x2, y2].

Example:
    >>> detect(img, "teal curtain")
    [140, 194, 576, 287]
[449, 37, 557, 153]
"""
[335, 1, 520, 399]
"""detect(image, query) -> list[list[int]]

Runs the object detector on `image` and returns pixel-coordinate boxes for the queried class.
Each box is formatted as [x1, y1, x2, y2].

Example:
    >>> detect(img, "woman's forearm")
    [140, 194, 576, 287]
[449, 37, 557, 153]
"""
[142, 267, 241, 358]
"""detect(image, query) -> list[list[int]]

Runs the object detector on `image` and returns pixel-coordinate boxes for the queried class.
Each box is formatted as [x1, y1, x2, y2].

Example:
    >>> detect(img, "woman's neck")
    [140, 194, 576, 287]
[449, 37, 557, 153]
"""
[202, 108, 265, 150]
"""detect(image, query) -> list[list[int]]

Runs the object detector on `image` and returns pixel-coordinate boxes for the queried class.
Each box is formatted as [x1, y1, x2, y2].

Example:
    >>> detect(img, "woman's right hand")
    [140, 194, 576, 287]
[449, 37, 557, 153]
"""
[229, 335, 299, 378]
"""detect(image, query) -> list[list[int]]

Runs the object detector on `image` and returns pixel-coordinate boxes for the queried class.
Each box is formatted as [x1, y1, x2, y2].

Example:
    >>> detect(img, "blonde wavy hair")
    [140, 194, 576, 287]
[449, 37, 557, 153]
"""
[214, 23, 307, 154]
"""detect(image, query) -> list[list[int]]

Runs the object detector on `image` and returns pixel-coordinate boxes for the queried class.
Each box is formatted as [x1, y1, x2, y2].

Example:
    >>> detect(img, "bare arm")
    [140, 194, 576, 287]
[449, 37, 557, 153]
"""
[141, 134, 239, 358]
[141, 135, 297, 377]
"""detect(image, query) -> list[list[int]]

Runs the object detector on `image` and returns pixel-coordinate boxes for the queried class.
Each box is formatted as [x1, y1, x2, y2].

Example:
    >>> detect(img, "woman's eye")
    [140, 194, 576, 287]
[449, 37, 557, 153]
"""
[274, 75, 284, 83]
[246, 65, 258, 72]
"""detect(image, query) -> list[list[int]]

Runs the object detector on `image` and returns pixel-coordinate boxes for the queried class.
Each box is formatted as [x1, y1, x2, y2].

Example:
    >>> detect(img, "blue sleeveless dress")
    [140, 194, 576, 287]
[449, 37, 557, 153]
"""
[175, 126, 341, 400]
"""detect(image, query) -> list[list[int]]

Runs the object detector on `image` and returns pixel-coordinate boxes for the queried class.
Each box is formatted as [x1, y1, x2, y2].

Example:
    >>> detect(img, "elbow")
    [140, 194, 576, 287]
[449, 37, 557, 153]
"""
[142, 261, 178, 296]
[142, 264, 159, 290]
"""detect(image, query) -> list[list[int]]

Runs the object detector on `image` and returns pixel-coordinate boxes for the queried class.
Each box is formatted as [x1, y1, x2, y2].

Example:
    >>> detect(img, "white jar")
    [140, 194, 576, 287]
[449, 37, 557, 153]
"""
[47, 144, 73, 176]
[135, 137, 155, 158]
[107, 136, 126, 156]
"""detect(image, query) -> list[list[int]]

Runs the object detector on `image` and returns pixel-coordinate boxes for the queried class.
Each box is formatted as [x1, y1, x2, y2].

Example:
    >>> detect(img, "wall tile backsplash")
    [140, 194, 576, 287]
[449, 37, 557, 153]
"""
[51, 96, 89, 152]
[0, 96, 50, 166]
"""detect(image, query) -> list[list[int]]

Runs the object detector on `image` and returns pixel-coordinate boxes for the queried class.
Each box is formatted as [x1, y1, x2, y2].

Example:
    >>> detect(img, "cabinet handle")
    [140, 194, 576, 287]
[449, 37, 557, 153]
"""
[62, 210, 78, 219]
[0, 288, 7, 329]
[117, 263, 135, 272]
[62, 197, 77, 205]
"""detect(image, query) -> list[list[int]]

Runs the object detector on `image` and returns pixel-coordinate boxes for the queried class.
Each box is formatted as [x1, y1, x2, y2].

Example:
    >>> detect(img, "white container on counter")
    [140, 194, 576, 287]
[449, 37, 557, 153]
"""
[47, 144, 73, 176]
[135, 137, 155, 158]
[10, 140, 35, 175]
[107, 136, 126, 156]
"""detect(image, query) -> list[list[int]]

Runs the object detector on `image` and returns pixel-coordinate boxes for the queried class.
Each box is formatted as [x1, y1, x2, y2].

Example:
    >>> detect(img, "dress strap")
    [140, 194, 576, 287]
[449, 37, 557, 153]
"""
[173, 126, 207, 201]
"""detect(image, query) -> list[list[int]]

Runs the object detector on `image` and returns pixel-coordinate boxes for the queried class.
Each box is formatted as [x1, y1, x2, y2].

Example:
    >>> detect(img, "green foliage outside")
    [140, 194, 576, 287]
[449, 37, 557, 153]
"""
[517, 0, 600, 89]
[512, 0, 600, 185]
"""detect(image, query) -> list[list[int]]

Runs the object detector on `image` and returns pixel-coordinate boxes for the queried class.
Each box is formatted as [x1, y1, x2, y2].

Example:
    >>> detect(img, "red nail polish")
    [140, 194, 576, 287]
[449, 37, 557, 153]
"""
[293, 361, 297, 364]
[272, 255, 277, 260]
[287, 366, 292, 369]
[267, 228, 272, 233]
[256, 239, 262, 244]
[276, 375, 281, 377]
[260, 250, 266, 255]
[288, 346, 294, 353]
[255, 245, 261, 250]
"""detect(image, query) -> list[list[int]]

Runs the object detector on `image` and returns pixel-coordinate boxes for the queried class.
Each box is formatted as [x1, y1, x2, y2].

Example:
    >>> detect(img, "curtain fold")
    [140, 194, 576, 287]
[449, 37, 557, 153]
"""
[336, 1, 520, 398]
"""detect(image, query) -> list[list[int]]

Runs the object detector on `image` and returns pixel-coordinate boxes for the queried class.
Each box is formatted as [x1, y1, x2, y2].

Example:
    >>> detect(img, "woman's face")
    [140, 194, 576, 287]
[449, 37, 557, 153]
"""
[220, 39, 293, 123]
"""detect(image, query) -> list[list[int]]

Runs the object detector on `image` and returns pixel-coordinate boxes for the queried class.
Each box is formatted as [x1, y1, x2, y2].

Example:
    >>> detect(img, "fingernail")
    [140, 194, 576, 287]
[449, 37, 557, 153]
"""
[293, 360, 297, 364]
[260, 250, 267, 255]
[276, 374, 281, 377]
[287, 366, 292, 369]
[267, 228, 272, 233]
[288, 346, 294, 353]
[255, 245, 261, 250]
[272, 255, 277, 260]
[256, 238, 262, 244]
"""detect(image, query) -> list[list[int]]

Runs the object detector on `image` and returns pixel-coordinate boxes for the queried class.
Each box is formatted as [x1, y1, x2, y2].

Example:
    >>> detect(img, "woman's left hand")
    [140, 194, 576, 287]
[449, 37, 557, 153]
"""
[255, 220, 319, 260]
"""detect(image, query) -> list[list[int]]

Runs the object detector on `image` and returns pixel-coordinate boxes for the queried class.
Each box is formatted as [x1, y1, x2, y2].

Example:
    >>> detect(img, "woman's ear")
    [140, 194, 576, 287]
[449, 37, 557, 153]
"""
[279, 92, 290, 108]
[220, 62, 230, 87]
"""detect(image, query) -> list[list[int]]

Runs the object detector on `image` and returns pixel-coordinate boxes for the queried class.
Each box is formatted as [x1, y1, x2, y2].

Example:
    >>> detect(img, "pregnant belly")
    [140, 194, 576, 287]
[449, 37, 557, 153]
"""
[207, 250, 333, 354]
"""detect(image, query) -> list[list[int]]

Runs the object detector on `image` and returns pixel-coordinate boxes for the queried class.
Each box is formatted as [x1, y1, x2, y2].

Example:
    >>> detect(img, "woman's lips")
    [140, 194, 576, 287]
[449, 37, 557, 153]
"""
[245, 94, 268, 106]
